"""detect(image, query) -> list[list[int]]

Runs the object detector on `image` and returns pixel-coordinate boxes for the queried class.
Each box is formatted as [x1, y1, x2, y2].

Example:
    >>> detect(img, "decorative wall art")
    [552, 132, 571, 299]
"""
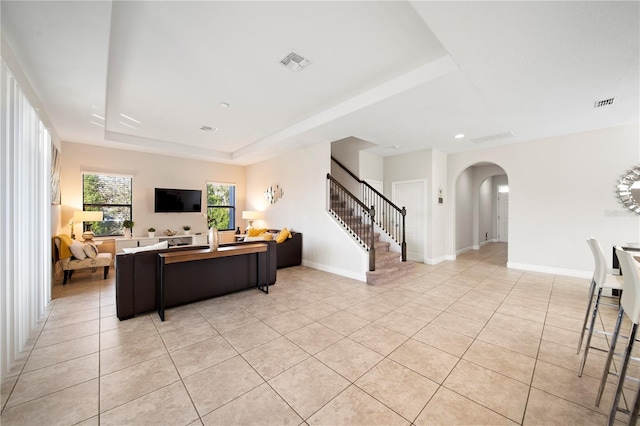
[617, 164, 640, 215]
[50, 143, 61, 205]
[264, 185, 283, 204]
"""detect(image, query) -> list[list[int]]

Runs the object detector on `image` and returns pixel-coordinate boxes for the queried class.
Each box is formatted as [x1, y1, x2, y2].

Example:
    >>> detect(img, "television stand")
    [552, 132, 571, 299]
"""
[115, 234, 208, 253]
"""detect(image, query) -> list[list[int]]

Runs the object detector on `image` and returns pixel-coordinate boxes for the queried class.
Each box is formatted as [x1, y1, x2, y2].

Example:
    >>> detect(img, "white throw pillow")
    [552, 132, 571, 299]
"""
[69, 241, 87, 260]
[122, 240, 169, 254]
[243, 236, 265, 242]
[83, 242, 98, 258]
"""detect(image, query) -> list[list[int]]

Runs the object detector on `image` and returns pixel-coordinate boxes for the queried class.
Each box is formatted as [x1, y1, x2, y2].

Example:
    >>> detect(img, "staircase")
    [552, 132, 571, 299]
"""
[366, 235, 415, 285]
[327, 162, 413, 285]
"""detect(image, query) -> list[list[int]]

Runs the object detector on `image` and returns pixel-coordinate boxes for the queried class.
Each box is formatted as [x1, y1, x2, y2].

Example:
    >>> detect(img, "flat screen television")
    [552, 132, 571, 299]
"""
[154, 188, 202, 213]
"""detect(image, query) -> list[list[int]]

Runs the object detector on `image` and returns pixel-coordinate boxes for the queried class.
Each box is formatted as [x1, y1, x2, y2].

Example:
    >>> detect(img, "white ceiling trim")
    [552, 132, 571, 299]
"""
[233, 55, 459, 159]
[105, 130, 232, 161]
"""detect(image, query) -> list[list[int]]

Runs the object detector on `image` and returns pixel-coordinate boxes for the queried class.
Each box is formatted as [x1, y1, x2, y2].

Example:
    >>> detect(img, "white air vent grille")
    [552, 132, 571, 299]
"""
[471, 131, 515, 144]
[280, 52, 311, 72]
[594, 97, 616, 108]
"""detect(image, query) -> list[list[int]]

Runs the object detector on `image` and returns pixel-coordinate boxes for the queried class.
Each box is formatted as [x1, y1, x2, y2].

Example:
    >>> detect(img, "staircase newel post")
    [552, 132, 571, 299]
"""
[369, 205, 375, 271]
[401, 206, 407, 262]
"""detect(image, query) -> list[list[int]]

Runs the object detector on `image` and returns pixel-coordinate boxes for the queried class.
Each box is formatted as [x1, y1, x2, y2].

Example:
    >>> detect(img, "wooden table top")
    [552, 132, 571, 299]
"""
[158, 243, 267, 264]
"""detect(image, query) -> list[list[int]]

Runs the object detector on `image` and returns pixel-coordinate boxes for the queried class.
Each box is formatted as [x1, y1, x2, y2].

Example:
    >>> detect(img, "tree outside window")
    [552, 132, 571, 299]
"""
[83, 173, 132, 236]
[207, 183, 235, 231]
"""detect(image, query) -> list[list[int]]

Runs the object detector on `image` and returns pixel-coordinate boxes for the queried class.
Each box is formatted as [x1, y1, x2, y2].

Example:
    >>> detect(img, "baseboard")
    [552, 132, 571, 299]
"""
[507, 261, 592, 279]
[425, 254, 454, 265]
[302, 259, 367, 282]
[456, 246, 474, 255]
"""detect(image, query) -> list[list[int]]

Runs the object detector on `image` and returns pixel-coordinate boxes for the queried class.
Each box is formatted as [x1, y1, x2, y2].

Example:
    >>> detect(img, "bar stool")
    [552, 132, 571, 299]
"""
[595, 247, 640, 425]
[577, 237, 624, 376]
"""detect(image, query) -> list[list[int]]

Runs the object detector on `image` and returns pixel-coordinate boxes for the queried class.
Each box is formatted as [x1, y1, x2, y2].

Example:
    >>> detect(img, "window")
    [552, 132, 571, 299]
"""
[498, 185, 509, 193]
[207, 182, 236, 231]
[82, 173, 132, 236]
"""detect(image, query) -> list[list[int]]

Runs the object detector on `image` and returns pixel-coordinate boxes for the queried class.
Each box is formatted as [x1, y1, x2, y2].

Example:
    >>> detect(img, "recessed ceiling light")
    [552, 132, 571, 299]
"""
[200, 126, 218, 132]
[119, 113, 140, 124]
[219, 102, 230, 108]
[92, 113, 104, 120]
[119, 121, 137, 130]
[455, 133, 465, 139]
[393, 145, 401, 149]
[90, 121, 104, 128]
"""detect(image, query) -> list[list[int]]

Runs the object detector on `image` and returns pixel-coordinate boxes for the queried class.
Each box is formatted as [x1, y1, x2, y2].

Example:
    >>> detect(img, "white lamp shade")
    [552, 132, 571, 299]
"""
[242, 211, 260, 220]
[72, 211, 104, 222]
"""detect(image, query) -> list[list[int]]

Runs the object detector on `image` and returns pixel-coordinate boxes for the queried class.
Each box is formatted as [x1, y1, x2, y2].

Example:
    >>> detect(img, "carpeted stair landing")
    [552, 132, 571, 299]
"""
[365, 232, 415, 285]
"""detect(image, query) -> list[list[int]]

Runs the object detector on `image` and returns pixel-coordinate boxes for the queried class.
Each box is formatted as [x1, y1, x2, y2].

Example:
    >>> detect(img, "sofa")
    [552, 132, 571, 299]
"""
[239, 229, 302, 269]
[116, 241, 277, 320]
[268, 229, 302, 268]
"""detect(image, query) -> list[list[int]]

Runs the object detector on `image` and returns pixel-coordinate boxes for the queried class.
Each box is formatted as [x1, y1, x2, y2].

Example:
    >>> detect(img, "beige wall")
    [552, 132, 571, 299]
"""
[59, 142, 246, 238]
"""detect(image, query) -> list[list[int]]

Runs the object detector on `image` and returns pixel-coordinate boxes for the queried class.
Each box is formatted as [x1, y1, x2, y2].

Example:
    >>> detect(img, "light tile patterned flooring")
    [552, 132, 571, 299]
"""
[0, 243, 631, 425]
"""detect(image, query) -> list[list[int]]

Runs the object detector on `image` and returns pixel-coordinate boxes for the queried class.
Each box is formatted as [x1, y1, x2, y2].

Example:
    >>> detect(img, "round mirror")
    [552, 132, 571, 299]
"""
[617, 165, 640, 215]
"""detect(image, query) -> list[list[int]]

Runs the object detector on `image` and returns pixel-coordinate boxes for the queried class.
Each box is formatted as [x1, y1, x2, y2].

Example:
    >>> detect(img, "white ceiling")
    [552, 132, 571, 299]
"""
[2, 1, 638, 165]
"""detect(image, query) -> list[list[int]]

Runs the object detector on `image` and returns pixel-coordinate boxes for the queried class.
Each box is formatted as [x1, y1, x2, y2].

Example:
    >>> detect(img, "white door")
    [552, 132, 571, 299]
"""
[393, 180, 426, 262]
[497, 190, 509, 242]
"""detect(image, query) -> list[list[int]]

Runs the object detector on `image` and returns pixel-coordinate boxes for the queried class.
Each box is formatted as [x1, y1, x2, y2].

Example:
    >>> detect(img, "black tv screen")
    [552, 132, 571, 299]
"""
[154, 188, 202, 213]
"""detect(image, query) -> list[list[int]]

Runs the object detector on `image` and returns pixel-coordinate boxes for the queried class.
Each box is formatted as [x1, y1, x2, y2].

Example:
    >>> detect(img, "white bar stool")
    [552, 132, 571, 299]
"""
[595, 247, 640, 425]
[577, 237, 624, 376]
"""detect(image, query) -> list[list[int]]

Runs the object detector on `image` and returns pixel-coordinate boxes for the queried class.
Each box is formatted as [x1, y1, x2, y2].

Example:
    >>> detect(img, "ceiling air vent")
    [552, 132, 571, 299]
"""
[471, 131, 515, 144]
[594, 97, 616, 108]
[280, 52, 311, 72]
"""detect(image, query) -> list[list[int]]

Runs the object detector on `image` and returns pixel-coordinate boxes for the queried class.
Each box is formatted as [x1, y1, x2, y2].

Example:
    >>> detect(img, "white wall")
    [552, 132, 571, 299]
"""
[429, 149, 448, 263]
[60, 142, 246, 237]
[448, 124, 640, 276]
[492, 175, 508, 239]
[478, 177, 493, 245]
[383, 149, 431, 197]
[455, 167, 473, 252]
[471, 165, 507, 248]
[359, 150, 384, 182]
[383, 148, 450, 263]
[247, 142, 368, 280]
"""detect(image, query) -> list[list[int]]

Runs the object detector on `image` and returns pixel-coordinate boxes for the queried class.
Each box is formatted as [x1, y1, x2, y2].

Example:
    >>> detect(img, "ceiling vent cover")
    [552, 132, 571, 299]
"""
[280, 52, 311, 72]
[471, 131, 515, 144]
[594, 97, 616, 108]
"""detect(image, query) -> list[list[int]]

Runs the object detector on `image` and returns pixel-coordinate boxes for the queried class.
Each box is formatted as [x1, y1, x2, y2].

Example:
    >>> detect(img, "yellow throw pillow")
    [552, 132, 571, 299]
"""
[276, 227, 291, 244]
[263, 233, 274, 241]
[247, 228, 267, 237]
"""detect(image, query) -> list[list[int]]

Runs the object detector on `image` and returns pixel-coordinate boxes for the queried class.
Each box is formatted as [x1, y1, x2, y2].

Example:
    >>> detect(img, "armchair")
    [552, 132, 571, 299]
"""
[53, 235, 112, 284]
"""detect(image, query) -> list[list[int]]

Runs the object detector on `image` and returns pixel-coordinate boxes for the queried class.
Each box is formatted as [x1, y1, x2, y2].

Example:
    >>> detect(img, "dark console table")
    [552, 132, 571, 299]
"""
[157, 243, 269, 321]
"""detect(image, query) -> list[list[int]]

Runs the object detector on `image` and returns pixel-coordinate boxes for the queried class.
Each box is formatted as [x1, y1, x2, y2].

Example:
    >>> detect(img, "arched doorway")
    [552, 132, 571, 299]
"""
[454, 162, 508, 255]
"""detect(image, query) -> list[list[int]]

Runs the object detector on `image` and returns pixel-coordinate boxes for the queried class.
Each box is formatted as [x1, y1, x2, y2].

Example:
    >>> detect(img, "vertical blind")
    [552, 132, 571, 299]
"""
[0, 59, 52, 379]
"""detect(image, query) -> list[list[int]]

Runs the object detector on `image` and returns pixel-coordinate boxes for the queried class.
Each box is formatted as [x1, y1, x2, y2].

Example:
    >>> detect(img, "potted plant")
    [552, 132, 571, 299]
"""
[147, 227, 156, 238]
[182, 225, 191, 235]
[123, 220, 134, 239]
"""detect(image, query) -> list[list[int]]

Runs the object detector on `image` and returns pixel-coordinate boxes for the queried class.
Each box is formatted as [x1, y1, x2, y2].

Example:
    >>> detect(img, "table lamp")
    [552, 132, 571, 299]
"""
[241, 211, 260, 231]
[72, 210, 104, 241]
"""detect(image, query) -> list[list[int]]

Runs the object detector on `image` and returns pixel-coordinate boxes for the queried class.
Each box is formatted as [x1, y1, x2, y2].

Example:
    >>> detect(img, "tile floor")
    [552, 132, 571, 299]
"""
[0, 243, 635, 425]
